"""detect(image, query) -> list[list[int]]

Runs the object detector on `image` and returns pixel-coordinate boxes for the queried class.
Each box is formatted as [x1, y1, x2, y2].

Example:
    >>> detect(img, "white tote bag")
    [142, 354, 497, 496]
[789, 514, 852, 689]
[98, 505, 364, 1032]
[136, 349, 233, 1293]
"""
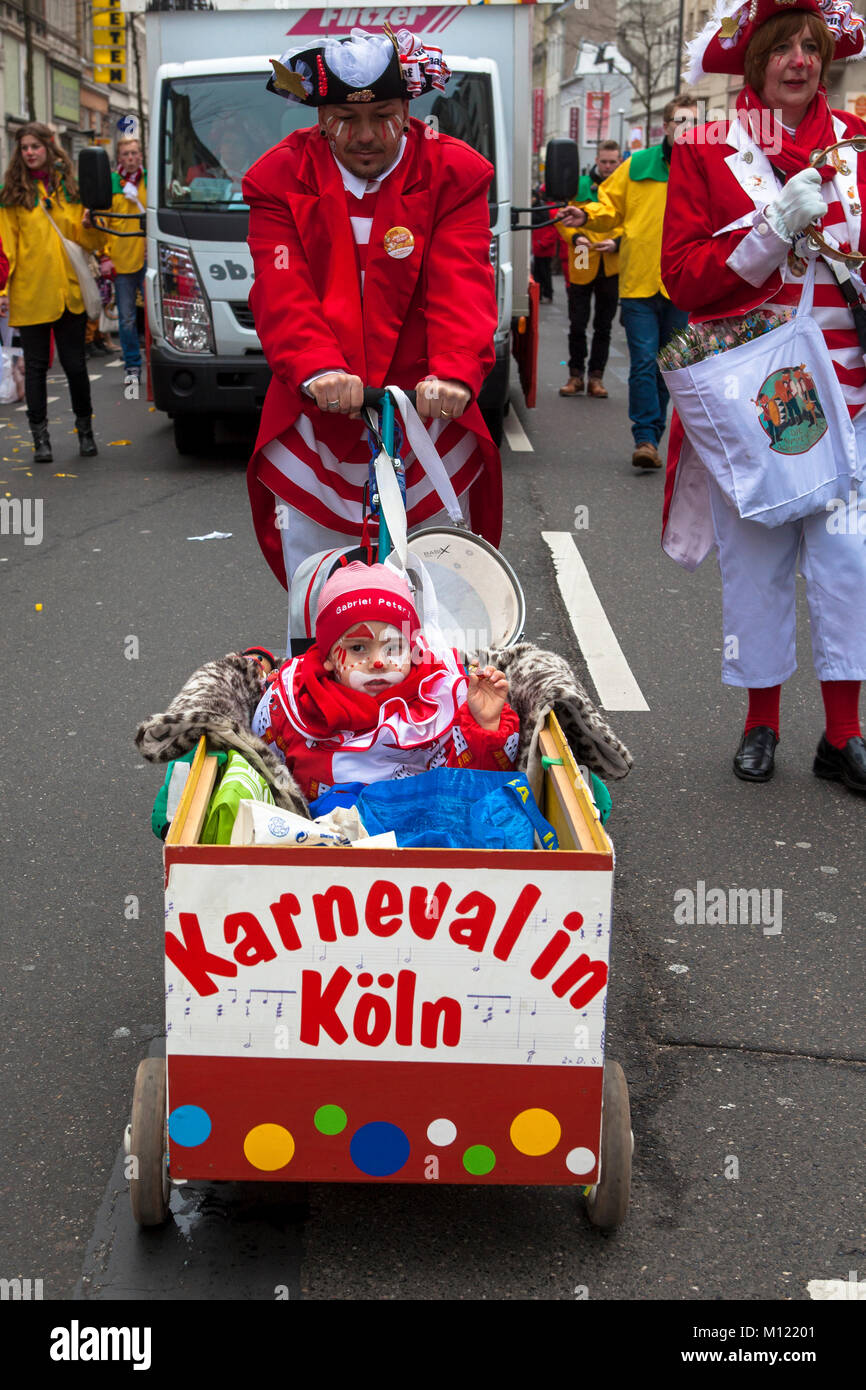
[662, 260, 859, 526]
[43, 208, 103, 320]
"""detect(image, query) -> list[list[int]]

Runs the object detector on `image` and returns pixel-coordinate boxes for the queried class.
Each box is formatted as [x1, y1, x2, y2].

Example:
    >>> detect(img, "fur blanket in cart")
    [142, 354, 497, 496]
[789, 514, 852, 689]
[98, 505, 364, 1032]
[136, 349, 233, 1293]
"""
[134, 643, 633, 819]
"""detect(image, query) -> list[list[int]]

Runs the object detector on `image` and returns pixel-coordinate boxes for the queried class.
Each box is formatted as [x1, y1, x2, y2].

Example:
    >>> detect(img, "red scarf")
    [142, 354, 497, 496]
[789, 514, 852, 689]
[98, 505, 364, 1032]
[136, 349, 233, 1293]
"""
[117, 166, 144, 186]
[280, 643, 454, 741]
[736, 86, 837, 183]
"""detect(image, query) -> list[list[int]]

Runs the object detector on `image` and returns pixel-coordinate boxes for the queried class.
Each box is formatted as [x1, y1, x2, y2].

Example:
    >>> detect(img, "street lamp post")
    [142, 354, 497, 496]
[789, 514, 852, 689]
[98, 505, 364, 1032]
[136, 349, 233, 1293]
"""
[674, 0, 686, 94]
[618, 108, 625, 148]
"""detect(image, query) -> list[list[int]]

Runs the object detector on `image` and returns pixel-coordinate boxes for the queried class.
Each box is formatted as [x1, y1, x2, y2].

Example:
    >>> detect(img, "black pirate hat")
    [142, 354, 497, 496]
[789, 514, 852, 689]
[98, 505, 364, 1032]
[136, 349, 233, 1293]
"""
[268, 24, 450, 106]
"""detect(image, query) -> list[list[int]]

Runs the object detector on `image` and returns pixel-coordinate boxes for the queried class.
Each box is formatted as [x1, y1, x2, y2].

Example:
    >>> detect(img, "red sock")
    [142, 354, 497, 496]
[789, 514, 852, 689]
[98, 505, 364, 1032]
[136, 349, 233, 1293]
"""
[820, 680, 862, 748]
[745, 685, 781, 737]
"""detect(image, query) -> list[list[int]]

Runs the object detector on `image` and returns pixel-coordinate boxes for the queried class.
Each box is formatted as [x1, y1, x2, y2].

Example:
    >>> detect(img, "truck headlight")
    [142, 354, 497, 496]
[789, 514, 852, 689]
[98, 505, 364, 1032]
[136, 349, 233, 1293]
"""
[158, 244, 214, 353]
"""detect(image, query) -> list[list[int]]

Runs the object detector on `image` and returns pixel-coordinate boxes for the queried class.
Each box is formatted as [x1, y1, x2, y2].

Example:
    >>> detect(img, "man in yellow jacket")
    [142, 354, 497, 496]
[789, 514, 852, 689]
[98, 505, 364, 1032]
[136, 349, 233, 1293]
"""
[557, 94, 697, 468]
[106, 135, 146, 383]
[557, 140, 622, 399]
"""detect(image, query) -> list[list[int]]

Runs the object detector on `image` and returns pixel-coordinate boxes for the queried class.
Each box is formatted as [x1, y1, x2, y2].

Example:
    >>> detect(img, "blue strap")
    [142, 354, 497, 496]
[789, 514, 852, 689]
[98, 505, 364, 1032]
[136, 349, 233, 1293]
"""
[503, 777, 559, 851]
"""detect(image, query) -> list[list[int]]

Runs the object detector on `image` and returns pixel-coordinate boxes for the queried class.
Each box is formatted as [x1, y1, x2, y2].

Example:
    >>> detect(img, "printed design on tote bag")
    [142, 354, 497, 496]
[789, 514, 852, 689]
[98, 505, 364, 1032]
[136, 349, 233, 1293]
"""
[752, 364, 828, 454]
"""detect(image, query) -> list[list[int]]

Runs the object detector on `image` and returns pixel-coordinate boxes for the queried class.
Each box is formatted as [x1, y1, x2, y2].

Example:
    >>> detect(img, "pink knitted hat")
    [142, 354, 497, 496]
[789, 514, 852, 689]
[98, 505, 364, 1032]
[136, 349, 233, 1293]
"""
[315, 562, 420, 657]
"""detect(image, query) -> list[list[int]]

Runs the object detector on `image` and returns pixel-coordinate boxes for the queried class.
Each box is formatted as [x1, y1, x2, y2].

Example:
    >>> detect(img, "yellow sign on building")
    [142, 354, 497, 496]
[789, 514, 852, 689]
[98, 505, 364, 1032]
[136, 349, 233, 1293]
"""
[93, 0, 126, 85]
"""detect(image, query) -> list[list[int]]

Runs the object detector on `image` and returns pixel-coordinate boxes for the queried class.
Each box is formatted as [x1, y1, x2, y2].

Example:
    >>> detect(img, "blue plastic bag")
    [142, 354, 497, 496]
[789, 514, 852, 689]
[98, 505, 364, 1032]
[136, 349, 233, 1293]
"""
[355, 767, 558, 850]
[309, 783, 365, 817]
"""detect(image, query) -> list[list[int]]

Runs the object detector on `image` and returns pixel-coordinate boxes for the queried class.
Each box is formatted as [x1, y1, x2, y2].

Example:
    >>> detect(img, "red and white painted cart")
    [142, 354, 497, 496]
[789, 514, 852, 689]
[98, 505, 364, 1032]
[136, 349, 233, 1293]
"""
[128, 715, 631, 1230]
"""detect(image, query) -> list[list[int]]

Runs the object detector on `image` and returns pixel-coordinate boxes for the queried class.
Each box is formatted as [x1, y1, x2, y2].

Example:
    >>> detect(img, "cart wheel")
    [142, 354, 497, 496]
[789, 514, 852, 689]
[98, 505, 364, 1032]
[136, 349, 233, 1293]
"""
[585, 1059, 631, 1231]
[128, 1059, 170, 1228]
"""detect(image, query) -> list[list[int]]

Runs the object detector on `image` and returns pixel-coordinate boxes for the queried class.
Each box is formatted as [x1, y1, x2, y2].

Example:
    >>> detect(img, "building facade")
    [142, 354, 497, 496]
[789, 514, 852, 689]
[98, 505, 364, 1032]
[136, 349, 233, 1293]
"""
[0, 0, 148, 173]
[532, 0, 621, 179]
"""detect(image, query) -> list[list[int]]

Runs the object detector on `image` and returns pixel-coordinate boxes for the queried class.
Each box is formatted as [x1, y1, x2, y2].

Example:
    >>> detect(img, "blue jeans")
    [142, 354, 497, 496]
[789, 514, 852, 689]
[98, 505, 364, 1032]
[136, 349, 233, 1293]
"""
[114, 266, 145, 371]
[619, 294, 688, 447]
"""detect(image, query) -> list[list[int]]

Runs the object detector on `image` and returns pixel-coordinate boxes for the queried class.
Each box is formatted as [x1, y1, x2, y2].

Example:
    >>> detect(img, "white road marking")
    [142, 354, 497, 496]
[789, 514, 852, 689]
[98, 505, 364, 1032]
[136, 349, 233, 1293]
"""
[808, 1277, 866, 1299]
[503, 410, 533, 452]
[16, 397, 59, 411]
[88, 374, 102, 382]
[542, 530, 650, 711]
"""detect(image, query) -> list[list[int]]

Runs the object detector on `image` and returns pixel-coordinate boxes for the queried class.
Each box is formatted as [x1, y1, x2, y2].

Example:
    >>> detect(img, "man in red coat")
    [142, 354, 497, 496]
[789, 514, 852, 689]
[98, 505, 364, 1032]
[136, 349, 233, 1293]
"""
[243, 25, 501, 632]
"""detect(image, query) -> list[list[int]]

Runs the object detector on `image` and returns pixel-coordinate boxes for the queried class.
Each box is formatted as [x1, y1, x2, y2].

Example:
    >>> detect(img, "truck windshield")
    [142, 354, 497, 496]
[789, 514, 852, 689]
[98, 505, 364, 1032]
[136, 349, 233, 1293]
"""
[161, 69, 495, 208]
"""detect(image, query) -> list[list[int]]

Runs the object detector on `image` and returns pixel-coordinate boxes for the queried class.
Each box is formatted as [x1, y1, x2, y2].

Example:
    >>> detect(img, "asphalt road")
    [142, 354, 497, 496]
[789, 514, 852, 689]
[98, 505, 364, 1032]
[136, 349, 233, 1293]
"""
[1, 298, 864, 1316]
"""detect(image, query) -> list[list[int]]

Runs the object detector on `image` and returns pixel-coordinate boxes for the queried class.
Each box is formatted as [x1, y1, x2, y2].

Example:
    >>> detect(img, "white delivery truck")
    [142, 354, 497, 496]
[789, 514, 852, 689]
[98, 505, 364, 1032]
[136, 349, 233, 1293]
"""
[127, 1, 538, 453]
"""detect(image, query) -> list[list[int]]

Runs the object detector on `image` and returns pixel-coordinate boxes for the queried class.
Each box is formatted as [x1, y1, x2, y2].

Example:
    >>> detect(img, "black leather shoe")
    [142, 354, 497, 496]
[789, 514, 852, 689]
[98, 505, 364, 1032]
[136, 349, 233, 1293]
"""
[733, 726, 778, 782]
[813, 733, 866, 793]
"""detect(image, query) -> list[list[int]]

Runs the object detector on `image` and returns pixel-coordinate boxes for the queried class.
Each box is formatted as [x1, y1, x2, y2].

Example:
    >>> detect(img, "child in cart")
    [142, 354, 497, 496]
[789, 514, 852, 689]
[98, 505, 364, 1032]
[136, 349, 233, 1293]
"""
[247, 562, 520, 803]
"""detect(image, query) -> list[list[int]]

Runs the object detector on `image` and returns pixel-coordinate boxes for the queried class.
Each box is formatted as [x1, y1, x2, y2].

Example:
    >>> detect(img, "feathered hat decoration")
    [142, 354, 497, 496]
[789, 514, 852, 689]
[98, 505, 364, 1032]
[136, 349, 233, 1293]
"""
[268, 24, 450, 106]
[685, 0, 866, 85]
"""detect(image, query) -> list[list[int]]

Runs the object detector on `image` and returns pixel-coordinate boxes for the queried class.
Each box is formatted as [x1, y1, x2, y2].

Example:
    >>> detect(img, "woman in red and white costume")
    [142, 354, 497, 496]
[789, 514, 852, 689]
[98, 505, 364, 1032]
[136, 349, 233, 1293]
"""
[243, 26, 501, 641]
[662, 0, 866, 793]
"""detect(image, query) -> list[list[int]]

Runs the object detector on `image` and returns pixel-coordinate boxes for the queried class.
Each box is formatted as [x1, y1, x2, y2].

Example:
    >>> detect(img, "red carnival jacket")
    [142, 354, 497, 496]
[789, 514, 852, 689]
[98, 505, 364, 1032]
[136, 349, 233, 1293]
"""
[243, 119, 502, 587]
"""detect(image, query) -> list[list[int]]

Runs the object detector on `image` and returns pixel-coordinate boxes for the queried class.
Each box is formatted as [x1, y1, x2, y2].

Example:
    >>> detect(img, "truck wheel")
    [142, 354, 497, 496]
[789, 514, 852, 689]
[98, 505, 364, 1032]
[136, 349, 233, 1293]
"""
[585, 1059, 631, 1231]
[481, 404, 505, 447]
[128, 1059, 170, 1227]
[173, 415, 215, 455]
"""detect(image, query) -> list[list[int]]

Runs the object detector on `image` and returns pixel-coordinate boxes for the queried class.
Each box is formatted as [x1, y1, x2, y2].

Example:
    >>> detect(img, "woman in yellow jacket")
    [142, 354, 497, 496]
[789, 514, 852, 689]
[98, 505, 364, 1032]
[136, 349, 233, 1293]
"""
[0, 123, 106, 463]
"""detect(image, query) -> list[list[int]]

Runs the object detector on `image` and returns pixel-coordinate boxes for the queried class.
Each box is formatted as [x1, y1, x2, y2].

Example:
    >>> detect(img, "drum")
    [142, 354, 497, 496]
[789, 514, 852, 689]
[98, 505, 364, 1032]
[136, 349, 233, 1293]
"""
[404, 527, 525, 654]
[289, 531, 525, 656]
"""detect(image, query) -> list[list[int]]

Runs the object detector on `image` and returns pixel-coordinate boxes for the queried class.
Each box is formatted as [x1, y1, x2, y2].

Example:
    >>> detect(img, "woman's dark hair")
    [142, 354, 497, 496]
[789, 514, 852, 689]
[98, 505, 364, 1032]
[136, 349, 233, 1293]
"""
[744, 11, 835, 91]
[0, 122, 79, 208]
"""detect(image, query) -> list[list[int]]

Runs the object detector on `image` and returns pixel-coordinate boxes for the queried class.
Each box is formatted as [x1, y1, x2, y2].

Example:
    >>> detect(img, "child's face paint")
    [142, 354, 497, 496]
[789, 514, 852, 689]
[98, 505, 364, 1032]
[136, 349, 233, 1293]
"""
[325, 620, 413, 692]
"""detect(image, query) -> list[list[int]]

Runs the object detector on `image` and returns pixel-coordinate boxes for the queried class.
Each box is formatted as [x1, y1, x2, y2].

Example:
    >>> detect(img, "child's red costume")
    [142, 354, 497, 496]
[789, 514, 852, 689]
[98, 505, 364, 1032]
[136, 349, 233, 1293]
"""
[252, 643, 519, 802]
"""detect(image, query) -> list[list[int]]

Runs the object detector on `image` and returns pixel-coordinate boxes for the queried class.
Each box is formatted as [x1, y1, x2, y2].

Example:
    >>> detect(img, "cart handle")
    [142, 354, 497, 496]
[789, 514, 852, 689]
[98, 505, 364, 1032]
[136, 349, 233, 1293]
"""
[363, 387, 417, 409]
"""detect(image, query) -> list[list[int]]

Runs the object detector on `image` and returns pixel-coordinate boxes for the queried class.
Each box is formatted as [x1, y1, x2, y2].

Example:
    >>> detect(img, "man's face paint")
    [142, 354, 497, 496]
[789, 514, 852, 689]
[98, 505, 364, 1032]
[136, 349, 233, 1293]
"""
[324, 620, 413, 692]
[319, 100, 408, 179]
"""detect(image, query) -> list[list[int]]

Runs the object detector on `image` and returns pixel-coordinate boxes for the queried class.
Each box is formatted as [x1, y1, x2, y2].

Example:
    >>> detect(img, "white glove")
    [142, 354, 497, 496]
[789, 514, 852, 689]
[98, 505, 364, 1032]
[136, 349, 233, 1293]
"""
[764, 167, 828, 240]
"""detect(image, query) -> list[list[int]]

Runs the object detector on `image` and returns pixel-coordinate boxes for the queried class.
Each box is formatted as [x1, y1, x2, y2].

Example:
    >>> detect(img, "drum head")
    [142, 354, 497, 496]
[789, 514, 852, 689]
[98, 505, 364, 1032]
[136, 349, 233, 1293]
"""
[406, 528, 525, 653]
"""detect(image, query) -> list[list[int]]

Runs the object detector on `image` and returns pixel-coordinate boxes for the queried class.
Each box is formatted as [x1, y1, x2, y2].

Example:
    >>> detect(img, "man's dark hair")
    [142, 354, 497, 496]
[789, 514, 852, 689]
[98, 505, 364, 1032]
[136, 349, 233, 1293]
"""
[663, 91, 698, 124]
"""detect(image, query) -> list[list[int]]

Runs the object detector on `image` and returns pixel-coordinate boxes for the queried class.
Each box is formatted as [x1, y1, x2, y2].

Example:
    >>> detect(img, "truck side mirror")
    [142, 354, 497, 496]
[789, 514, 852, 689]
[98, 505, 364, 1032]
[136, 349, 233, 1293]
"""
[544, 138, 579, 203]
[78, 147, 114, 211]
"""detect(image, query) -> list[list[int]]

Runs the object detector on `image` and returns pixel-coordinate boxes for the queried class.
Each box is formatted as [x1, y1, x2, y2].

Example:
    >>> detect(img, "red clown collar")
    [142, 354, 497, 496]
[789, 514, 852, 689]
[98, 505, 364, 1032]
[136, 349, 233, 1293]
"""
[687, 0, 866, 83]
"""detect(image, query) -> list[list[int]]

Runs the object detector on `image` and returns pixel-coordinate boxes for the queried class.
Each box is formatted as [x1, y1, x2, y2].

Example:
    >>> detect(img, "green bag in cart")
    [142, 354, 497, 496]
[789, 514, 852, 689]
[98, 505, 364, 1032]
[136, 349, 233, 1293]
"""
[200, 751, 275, 845]
[151, 748, 227, 841]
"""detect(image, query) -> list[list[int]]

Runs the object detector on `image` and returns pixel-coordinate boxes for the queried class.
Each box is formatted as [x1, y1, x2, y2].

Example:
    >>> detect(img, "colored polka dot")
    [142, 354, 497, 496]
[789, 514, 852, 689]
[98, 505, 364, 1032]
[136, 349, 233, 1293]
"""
[510, 1108, 562, 1156]
[427, 1118, 457, 1147]
[168, 1105, 211, 1147]
[349, 1121, 410, 1176]
[565, 1146, 596, 1176]
[243, 1123, 295, 1171]
[463, 1144, 496, 1176]
[314, 1104, 347, 1135]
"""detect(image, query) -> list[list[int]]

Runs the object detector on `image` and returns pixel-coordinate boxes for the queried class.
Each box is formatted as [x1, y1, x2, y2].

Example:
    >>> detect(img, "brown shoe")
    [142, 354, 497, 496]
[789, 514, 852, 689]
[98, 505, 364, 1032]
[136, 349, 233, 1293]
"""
[587, 376, 608, 398]
[631, 441, 663, 469]
[559, 375, 584, 396]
